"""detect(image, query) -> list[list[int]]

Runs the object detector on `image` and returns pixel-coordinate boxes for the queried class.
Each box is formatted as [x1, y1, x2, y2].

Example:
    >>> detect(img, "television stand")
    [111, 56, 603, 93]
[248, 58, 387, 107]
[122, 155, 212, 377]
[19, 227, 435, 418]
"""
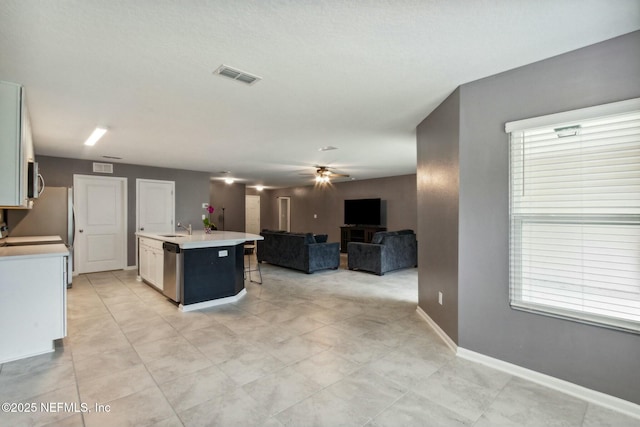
[340, 225, 386, 253]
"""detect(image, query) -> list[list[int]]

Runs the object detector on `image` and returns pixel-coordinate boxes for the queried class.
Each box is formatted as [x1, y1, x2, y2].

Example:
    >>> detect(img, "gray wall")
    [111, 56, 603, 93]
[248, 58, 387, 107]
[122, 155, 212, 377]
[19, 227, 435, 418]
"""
[417, 31, 640, 403]
[416, 88, 460, 343]
[210, 181, 247, 232]
[35, 155, 211, 266]
[266, 174, 417, 244]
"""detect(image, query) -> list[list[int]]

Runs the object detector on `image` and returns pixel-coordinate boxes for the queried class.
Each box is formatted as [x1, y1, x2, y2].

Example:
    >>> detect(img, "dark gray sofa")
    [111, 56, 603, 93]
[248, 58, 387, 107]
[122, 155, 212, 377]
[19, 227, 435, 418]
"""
[347, 229, 417, 275]
[257, 230, 340, 273]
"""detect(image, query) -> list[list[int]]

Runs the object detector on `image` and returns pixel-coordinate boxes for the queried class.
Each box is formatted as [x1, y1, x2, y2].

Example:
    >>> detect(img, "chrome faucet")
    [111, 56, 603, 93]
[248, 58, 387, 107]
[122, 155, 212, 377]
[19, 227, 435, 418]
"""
[177, 222, 192, 235]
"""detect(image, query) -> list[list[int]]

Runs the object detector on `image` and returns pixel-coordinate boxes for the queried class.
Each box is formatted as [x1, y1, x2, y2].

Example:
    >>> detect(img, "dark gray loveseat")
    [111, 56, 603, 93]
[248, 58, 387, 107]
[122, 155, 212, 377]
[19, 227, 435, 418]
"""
[257, 230, 340, 273]
[347, 229, 417, 275]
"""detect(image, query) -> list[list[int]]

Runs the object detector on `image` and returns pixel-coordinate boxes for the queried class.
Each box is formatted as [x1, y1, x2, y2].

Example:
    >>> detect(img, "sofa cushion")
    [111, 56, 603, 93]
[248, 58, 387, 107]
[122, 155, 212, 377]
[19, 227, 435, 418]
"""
[314, 234, 328, 243]
[396, 229, 414, 235]
[371, 232, 385, 244]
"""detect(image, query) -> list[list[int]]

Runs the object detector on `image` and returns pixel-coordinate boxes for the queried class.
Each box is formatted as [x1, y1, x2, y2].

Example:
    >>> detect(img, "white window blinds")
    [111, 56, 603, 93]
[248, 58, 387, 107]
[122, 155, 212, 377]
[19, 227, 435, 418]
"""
[507, 98, 640, 333]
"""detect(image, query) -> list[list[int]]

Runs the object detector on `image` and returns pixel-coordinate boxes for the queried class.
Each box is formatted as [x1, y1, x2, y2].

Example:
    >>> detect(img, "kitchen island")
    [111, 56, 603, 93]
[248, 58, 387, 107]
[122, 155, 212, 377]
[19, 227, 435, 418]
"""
[136, 231, 263, 312]
[0, 243, 69, 363]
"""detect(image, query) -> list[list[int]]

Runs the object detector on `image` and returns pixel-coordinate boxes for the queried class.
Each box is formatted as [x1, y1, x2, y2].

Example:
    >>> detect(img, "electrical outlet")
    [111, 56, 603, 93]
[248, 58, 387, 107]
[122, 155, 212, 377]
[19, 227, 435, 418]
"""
[438, 291, 443, 305]
[202, 203, 209, 209]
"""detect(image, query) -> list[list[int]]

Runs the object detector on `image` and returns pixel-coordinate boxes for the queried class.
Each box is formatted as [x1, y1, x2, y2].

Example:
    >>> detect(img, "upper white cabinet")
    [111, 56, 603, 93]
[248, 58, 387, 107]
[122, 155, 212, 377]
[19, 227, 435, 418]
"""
[0, 81, 34, 208]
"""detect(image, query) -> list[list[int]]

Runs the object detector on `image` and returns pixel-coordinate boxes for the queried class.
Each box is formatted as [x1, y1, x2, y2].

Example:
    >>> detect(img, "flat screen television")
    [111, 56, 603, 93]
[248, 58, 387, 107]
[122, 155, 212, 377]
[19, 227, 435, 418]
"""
[344, 198, 382, 226]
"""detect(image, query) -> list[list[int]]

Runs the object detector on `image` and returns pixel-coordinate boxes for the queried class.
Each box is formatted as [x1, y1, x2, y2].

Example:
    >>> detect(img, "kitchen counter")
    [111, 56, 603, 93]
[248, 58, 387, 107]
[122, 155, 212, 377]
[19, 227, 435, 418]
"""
[135, 230, 263, 249]
[136, 230, 263, 311]
[2, 235, 63, 245]
[0, 243, 69, 260]
[0, 243, 68, 364]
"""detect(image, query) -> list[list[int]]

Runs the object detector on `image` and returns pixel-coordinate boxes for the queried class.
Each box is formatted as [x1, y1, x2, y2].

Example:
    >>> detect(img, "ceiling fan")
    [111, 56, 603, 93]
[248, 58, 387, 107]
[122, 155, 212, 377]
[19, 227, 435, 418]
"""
[300, 166, 350, 183]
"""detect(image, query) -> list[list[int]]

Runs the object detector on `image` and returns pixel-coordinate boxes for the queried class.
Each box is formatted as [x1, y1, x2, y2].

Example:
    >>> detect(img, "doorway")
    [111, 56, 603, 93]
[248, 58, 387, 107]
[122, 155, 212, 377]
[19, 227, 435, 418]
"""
[277, 196, 290, 232]
[136, 179, 175, 234]
[245, 195, 260, 234]
[73, 175, 127, 274]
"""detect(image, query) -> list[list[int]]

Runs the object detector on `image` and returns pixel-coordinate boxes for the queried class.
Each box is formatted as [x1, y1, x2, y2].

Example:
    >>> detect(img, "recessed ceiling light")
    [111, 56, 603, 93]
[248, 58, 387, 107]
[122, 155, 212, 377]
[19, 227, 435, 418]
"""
[84, 127, 107, 146]
[318, 146, 338, 151]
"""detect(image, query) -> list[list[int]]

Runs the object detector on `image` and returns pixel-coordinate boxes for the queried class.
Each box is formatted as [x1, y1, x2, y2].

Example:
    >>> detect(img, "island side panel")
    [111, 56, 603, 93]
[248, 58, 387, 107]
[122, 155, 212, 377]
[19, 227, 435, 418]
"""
[234, 243, 244, 295]
[182, 244, 244, 305]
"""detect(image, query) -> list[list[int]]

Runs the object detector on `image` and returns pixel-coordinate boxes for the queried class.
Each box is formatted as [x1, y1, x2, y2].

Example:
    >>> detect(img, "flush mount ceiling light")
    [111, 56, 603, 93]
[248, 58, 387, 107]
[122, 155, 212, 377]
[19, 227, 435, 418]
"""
[225, 178, 235, 184]
[84, 127, 107, 146]
[255, 185, 264, 191]
[213, 64, 261, 85]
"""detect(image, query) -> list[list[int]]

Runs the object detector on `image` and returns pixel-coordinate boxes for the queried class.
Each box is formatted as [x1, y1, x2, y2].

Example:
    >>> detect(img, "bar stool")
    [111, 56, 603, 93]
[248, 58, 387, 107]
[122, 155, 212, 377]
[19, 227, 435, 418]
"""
[243, 241, 262, 284]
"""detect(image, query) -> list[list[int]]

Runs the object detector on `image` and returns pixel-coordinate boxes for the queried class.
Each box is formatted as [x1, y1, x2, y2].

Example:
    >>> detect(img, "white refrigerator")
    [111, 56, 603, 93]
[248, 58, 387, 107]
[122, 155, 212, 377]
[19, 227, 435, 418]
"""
[7, 186, 74, 286]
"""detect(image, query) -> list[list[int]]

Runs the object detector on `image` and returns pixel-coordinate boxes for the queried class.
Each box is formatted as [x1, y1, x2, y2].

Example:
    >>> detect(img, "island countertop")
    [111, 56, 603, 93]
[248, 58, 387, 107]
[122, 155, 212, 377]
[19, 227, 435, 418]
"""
[135, 230, 263, 249]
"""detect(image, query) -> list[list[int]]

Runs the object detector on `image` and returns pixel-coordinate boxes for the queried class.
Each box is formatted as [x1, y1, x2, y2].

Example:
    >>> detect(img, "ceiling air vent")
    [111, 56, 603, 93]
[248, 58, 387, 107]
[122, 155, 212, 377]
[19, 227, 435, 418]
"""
[93, 162, 113, 174]
[214, 64, 261, 85]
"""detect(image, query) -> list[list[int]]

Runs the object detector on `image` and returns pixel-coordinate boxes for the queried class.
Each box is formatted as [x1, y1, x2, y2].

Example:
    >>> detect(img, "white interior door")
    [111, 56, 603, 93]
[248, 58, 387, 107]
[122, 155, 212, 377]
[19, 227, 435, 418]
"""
[245, 195, 260, 234]
[74, 175, 127, 274]
[137, 179, 175, 234]
[278, 196, 290, 232]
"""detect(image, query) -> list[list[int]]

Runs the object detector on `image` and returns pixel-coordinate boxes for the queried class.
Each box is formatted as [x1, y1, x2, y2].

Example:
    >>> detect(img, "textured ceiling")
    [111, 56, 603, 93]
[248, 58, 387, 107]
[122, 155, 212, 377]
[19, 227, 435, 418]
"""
[1, 1, 639, 188]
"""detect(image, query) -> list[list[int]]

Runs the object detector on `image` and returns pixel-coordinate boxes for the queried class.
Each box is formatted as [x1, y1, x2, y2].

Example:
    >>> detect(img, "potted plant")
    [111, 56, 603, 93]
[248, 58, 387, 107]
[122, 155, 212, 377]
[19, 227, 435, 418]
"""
[203, 205, 216, 233]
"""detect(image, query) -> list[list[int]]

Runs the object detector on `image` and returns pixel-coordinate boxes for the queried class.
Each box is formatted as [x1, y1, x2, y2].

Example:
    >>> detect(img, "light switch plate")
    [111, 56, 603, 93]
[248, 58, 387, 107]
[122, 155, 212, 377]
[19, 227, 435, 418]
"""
[202, 203, 209, 208]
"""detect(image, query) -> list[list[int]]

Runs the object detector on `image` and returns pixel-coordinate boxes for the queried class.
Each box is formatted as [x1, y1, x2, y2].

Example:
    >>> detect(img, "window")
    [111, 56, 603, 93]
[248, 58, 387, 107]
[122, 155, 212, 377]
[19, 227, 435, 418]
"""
[506, 98, 640, 333]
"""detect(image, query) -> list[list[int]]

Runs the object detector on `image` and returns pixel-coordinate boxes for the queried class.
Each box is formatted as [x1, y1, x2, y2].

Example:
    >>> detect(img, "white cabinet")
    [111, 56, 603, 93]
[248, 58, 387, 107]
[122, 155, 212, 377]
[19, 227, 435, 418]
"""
[0, 81, 34, 208]
[0, 254, 67, 363]
[139, 237, 164, 290]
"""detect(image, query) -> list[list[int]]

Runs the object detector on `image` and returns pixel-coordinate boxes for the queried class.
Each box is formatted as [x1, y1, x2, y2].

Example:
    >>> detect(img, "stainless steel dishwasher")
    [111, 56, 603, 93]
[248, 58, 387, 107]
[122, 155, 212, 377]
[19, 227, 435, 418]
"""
[163, 242, 182, 302]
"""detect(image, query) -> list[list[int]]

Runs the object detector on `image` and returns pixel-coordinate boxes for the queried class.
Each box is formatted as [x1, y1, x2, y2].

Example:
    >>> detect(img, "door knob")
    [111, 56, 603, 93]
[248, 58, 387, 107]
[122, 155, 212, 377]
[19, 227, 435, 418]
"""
[140, 227, 145, 231]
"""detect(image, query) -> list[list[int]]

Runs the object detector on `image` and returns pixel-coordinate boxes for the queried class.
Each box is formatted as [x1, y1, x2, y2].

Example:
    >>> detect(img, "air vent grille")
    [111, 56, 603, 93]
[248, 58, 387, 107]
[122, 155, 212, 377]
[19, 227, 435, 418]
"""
[214, 65, 261, 85]
[93, 162, 113, 174]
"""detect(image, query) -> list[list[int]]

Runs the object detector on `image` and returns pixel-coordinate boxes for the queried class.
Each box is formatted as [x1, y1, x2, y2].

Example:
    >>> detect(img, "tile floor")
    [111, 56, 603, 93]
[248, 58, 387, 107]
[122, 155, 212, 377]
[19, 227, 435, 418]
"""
[0, 256, 638, 427]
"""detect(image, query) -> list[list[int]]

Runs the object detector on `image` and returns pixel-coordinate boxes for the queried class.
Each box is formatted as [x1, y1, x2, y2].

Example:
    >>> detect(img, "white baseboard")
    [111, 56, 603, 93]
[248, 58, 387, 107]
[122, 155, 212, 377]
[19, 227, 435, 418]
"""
[415, 306, 640, 420]
[456, 348, 640, 420]
[415, 306, 457, 353]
